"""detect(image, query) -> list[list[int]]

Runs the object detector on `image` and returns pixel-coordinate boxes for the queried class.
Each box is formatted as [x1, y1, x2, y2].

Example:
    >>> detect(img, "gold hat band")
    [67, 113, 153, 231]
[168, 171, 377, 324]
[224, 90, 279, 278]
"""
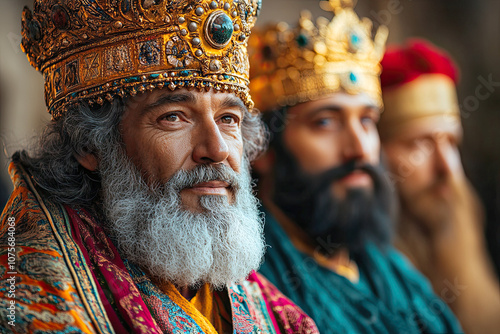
[379, 74, 460, 138]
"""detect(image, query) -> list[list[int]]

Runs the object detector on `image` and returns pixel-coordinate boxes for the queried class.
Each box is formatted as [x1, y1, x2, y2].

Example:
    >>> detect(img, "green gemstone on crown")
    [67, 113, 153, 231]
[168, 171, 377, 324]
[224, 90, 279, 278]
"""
[296, 34, 308, 47]
[205, 11, 234, 48]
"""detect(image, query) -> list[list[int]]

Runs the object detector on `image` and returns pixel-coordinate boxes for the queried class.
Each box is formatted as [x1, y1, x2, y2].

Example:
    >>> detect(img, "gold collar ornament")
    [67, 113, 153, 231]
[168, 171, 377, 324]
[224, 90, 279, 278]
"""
[21, 0, 262, 119]
[248, 0, 388, 112]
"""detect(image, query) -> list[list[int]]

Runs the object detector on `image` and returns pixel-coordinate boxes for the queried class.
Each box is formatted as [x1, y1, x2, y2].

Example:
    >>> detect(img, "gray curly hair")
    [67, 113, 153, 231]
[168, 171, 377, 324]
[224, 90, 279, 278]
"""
[16, 98, 267, 206]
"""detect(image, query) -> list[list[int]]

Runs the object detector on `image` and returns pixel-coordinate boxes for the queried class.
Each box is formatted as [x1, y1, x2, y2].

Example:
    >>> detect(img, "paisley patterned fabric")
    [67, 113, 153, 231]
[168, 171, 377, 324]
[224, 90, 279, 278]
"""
[65, 205, 162, 333]
[0, 161, 319, 333]
[247, 273, 319, 334]
[124, 261, 271, 334]
[0, 162, 114, 334]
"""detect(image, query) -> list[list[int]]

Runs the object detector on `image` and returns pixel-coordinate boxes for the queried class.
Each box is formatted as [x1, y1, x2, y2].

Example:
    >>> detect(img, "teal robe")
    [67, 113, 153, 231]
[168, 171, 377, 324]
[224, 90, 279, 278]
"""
[259, 208, 463, 333]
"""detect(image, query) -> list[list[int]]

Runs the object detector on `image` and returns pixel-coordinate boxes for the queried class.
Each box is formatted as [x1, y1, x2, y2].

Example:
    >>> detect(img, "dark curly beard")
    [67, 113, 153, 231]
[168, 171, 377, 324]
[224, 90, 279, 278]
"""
[271, 138, 394, 256]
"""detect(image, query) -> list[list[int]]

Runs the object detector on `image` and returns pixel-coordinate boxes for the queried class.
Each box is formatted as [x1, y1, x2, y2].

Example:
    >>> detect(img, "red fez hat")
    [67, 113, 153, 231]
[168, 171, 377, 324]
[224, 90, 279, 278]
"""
[380, 39, 459, 89]
[378, 39, 461, 139]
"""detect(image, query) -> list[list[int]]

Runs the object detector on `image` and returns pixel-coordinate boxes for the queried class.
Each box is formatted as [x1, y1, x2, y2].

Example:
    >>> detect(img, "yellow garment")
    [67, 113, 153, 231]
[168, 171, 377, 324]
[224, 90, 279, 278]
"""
[161, 282, 220, 334]
[191, 284, 233, 333]
[159, 282, 233, 333]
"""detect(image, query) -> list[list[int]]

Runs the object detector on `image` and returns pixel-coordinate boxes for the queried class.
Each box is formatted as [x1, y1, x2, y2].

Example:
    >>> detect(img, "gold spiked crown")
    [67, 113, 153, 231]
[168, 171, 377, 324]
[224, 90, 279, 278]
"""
[249, 0, 388, 112]
[21, 0, 262, 119]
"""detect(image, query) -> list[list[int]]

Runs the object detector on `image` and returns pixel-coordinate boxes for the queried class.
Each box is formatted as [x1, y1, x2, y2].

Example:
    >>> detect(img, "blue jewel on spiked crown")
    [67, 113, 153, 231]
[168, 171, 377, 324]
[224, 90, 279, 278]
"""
[248, 0, 388, 112]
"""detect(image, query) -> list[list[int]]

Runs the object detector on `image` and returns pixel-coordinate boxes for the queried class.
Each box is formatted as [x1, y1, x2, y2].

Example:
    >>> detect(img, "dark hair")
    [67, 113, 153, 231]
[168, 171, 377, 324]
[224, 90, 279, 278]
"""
[17, 98, 267, 206]
[261, 106, 288, 147]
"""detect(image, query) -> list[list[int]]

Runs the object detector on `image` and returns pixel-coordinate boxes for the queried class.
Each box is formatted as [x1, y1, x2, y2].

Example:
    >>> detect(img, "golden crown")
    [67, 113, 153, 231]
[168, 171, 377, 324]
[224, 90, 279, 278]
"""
[248, 0, 388, 112]
[21, 0, 262, 119]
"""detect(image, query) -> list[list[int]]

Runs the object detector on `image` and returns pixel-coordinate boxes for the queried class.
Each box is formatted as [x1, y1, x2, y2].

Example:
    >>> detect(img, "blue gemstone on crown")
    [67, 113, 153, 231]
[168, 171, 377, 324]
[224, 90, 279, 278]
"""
[349, 72, 357, 83]
[349, 32, 362, 52]
[296, 34, 308, 47]
[351, 34, 360, 45]
[206, 12, 234, 48]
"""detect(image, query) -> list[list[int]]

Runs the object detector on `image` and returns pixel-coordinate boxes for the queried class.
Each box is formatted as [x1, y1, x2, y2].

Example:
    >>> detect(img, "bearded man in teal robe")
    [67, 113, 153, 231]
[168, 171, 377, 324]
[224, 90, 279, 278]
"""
[248, 1, 463, 333]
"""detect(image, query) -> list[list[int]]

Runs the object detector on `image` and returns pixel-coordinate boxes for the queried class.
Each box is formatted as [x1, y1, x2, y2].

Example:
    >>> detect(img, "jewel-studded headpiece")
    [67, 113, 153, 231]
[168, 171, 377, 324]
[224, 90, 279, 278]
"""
[248, 0, 387, 112]
[21, 0, 262, 119]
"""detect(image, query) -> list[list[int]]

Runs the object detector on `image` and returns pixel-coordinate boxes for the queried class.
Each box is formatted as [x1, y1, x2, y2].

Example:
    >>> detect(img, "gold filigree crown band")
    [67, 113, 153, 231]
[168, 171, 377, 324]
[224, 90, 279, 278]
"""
[248, 0, 387, 112]
[21, 0, 261, 119]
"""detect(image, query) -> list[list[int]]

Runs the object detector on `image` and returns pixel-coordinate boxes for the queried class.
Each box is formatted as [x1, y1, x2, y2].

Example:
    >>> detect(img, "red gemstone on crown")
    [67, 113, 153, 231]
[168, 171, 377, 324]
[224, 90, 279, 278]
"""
[51, 5, 69, 30]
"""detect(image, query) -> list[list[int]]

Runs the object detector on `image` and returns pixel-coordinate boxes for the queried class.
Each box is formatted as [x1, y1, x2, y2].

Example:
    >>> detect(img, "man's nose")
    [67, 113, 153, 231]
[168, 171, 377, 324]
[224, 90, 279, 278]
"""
[192, 120, 230, 164]
[434, 137, 462, 177]
[341, 121, 373, 162]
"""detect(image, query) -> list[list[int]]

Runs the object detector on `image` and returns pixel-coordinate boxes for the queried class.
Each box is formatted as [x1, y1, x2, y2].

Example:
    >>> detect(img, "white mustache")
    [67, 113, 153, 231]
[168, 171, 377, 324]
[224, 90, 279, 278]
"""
[99, 147, 265, 289]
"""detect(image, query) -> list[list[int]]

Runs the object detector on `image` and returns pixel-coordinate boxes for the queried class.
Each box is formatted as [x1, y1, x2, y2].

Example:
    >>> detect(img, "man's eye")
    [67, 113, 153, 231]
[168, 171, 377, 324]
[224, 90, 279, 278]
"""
[315, 118, 332, 126]
[220, 115, 237, 125]
[314, 117, 341, 130]
[361, 116, 375, 126]
[161, 113, 179, 122]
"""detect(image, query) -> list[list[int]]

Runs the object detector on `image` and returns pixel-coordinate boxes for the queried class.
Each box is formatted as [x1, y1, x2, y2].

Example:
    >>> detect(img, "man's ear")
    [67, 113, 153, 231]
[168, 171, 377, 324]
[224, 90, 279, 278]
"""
[252, 149, 275, 175]
[75, 153, 98, 171]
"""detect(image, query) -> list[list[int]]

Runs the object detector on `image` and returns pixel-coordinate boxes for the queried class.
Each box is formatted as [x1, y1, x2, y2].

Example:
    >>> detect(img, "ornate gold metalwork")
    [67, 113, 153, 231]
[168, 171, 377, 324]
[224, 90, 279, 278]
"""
[248, 0, 387, 112]
[21, 0, 262, 119]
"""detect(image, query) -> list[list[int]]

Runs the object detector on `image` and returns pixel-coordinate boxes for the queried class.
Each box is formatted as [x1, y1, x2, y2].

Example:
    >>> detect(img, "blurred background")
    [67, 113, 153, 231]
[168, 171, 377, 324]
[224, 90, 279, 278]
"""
[1, 0, 499, 274]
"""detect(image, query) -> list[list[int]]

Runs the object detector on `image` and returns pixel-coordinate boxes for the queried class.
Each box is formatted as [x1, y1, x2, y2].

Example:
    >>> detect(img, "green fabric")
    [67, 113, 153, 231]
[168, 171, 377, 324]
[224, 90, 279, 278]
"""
[259, 208, 464, 334]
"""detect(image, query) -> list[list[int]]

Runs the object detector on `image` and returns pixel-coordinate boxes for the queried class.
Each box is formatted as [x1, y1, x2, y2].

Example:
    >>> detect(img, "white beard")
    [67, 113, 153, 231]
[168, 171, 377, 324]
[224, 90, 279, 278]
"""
[99, 146, 265, 289]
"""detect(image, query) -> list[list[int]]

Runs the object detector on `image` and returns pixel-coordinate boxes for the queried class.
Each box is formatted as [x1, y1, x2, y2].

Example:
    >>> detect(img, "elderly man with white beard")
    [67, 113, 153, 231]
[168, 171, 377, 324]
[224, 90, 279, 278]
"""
[0, 1, 319, 333]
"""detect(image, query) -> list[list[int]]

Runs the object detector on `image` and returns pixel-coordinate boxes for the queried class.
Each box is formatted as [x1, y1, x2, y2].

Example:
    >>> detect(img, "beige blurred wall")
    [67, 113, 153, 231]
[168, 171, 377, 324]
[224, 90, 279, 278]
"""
[0, 1, 48, 193]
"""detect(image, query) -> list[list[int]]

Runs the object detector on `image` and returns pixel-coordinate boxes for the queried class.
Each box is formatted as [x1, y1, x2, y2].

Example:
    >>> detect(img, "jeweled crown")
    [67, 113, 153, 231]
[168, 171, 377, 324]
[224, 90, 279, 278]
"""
[21, 0, 262, 119]
[248, 0, 388, 112]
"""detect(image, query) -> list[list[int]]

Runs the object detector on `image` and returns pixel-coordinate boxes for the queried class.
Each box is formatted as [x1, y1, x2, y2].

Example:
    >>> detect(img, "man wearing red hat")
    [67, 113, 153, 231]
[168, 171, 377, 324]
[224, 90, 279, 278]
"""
[379, 39, 500, 334]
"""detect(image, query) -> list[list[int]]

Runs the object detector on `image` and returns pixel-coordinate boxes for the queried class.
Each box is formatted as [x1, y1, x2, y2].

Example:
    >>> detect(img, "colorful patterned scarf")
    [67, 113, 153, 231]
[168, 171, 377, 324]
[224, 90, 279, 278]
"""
[0, 161, 319, 333]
